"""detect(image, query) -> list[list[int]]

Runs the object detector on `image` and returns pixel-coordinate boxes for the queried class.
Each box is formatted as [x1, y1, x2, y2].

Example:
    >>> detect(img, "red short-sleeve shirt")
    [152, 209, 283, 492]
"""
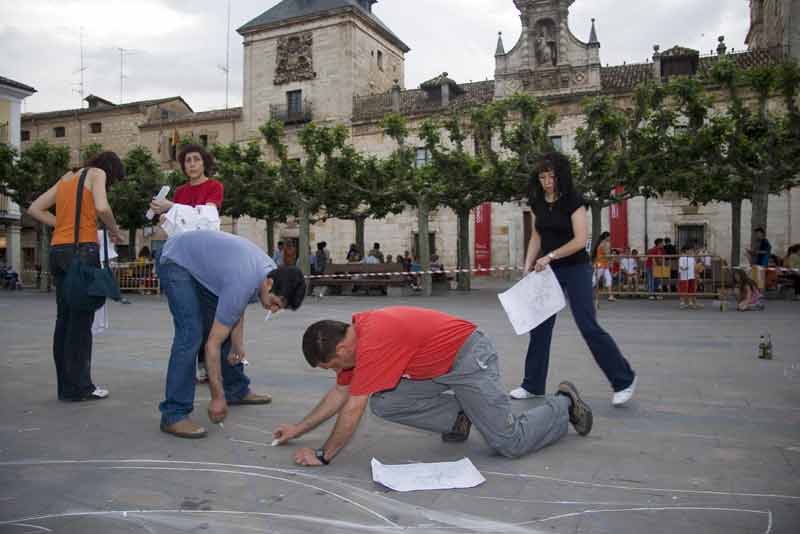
[173, 179, 224, 208]
[336, 307, 477, 396]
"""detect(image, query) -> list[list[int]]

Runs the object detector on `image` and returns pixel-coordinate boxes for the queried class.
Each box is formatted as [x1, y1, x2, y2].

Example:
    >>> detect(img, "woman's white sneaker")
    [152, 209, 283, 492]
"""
[510, 387, 542, 400]
[612, 377, 637, 406]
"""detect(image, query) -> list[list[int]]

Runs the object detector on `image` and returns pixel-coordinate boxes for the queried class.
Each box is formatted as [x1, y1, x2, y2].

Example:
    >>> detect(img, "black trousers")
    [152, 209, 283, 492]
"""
[50, 243, 100, 400]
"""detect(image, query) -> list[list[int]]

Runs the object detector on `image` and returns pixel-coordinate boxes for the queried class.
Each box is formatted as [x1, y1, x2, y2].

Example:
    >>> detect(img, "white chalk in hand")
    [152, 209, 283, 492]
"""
[271, 439, 280, 447]
[146, 185, 171, 220]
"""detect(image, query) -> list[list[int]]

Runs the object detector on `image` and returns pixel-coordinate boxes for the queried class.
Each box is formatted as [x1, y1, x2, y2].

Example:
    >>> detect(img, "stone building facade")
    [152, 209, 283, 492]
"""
[0, 76, 37, 275]
[746, 0, 800, 54]
[14, 0, 800, 271]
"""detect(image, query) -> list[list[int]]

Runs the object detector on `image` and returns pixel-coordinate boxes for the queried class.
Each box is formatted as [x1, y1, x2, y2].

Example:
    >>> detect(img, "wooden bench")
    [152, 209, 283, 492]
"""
[310, 263, 412, 296]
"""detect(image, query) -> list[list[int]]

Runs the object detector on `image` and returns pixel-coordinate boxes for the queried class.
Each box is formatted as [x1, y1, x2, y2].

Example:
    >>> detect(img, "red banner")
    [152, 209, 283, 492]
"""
[609, 186, 628, 250]
[474, 203, 492, 275]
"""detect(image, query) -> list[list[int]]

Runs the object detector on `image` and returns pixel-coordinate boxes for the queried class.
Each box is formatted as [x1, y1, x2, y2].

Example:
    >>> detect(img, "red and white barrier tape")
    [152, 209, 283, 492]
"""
[305, 265, 523, 280]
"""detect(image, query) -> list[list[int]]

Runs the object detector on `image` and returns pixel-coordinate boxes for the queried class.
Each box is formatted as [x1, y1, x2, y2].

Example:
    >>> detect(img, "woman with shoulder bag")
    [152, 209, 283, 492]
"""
[510, 152, 637, 406]
[28, 152, 125, 401]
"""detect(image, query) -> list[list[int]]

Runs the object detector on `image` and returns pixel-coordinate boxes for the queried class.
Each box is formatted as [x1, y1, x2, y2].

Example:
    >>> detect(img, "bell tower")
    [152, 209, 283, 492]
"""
[495, 0, 601, 98]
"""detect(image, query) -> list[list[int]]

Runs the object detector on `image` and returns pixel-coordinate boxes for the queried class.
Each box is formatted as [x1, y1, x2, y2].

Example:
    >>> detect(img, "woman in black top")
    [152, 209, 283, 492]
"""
[510, 152, 636, 406]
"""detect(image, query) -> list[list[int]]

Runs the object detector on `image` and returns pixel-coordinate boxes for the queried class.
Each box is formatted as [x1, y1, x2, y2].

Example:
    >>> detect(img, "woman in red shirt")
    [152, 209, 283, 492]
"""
[149, 144, 224, 382]
[150, 144, 223, 215]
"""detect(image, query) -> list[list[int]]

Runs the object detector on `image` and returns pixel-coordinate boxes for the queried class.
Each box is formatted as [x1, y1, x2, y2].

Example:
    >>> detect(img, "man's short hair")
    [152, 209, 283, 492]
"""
[373, 242, 380, 249]
[654, 238, 663, 245]
[302, 320, 349, 367]
[267, 266, 306, 310]
[754, 227, 765, 234]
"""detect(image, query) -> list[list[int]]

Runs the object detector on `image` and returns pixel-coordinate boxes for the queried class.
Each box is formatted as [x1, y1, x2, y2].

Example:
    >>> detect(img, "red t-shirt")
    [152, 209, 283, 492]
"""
[173, 179, 224, 208]
[645, 246, 663, 269]
[337, 307, 477, 396]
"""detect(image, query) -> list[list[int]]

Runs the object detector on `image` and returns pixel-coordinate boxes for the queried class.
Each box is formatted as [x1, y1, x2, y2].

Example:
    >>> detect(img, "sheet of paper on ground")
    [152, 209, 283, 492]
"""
[371, 457, 486, 492]
[498, 267, 566, 335]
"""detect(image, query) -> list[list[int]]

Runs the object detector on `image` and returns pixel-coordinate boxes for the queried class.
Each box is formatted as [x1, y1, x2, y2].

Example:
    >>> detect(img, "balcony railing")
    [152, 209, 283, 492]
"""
[269, 100, 313, 125]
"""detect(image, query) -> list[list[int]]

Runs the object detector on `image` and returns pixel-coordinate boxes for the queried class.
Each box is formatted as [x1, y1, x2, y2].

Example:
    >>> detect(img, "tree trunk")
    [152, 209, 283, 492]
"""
[417, 198, 432, 296]
[750, 175, 769, 256]
[128, 227, 137, 260]
[590, 203, 602, 249]
[355, 215, 366, 258]
[231, 217, 239, 236]
[298, 204, 311, 276]
[731, 197, 742, 266]
[456, 208, 471, 291]
[266, 219, 275, 257]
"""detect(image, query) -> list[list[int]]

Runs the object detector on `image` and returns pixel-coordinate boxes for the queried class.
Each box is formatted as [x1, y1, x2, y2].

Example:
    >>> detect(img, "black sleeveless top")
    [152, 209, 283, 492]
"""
[531, 192, 589, 266]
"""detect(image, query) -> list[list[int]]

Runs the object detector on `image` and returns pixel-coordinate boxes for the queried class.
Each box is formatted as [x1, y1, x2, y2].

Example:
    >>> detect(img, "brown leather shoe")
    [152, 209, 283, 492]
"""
[160, 418, 208, 439]
[229, 391, 272, 405]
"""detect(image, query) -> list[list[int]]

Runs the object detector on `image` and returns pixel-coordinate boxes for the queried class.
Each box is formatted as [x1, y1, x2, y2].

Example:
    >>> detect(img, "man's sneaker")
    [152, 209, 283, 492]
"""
[160, 418, 208, 439]
[441, 411, 471, 443]
[196, 362, 208, 383]
[557, 381, 593, 436]
[509, 387, 543, 400]
[612, 376, 637, 406]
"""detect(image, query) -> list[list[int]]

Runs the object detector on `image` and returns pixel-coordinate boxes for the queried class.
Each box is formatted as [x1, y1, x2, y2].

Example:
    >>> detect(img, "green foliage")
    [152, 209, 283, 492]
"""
[0, 139, 70, 208]
[81, 143, 104, 166]
[212, 142, 267, 221]
[109, 146, 164, 257]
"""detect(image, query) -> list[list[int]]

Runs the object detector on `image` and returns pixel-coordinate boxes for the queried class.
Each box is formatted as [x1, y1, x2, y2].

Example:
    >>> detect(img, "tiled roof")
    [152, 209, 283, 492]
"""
[22, 96, 192, 121]
[353, 80, 495, 122]
[237, 0, 409, 52]
[140, 107, 242, 128]
[600, 47, 787, 92]
[600, 62, 654, 92]
[0, 75, 36, 94]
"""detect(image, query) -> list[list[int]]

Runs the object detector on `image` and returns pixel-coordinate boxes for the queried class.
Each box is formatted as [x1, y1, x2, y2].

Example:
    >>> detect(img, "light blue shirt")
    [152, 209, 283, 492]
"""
[161, 231, 277, 327]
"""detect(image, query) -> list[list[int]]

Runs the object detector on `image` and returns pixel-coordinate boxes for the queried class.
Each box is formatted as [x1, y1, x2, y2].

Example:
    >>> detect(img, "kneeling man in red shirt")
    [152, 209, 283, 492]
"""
[273, 306, 593, 466]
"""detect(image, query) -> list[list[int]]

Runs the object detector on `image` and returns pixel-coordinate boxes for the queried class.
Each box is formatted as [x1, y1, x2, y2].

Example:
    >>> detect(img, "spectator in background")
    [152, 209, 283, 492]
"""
[663, 237, 677, 293]
[621, 248, 639, 294]
[747, 227, 772, 267]
[283, 242, 298, 267]
[314, 242, 328, 275]
[368, 242, 384, 263]
[403, 250, 413, 271]
[273, 241, 285, 266]
[678, 244, 700, 310]
[733, 269, 764, 311]
[784, 244, 800, 300]
[646, 238, 665, 300]
[591, 232, 615, 302]
[609, 249, 621, 292]
[346, 244, 361, 263]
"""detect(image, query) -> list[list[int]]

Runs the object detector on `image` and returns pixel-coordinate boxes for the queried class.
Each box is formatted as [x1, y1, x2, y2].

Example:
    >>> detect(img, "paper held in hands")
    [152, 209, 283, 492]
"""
[371, 457, 485, 492]
[498, 267, 566, 335]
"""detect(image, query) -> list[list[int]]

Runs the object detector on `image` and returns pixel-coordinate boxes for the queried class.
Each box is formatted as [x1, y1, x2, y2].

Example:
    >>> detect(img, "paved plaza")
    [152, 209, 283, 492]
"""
[0, 283, 798, 533]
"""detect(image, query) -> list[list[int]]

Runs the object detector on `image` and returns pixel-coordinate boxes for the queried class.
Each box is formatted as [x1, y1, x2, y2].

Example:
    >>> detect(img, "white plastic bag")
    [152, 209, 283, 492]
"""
[161, 204, 221, 236]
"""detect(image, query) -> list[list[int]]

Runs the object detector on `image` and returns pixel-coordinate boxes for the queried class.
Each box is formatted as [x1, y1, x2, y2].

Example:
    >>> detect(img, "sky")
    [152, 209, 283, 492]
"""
[1, 0, 751, 114]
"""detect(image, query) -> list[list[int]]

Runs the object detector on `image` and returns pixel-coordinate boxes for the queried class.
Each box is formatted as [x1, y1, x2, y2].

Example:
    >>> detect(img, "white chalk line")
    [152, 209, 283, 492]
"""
[101, 465, 398, 527]
[0, 459, 546, 533]
[8, 523, 52, 533]
[0, 510, 397, 532]
[484, 470, 800, 500]
[0, 459, 788, 533]
[517, 506, 773, 534]
[229, 438, 269, 447]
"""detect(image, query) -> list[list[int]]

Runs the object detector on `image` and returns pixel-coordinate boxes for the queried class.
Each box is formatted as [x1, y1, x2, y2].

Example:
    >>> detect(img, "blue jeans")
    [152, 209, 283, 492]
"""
[157, 259, 250, 425]
[522, 262, 635, 395]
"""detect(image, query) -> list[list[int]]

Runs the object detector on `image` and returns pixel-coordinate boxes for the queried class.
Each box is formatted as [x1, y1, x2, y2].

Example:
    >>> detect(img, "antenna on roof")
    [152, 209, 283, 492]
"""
[217, 0, 232, 109]
[72, 27, 87, 108]
[117, 47, 139, 104]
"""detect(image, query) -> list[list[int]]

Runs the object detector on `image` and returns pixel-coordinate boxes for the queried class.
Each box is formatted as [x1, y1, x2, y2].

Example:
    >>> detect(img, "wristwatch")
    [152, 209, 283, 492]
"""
[315, 447, 330, 465]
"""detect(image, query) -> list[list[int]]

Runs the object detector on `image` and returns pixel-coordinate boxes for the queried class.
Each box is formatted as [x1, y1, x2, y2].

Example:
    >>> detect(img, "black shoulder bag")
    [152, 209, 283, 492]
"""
[62, 169, 122, 312]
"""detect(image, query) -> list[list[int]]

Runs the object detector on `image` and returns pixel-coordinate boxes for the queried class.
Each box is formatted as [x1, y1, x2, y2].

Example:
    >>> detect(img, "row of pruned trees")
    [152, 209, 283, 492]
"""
[2, 56, 797, 291]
